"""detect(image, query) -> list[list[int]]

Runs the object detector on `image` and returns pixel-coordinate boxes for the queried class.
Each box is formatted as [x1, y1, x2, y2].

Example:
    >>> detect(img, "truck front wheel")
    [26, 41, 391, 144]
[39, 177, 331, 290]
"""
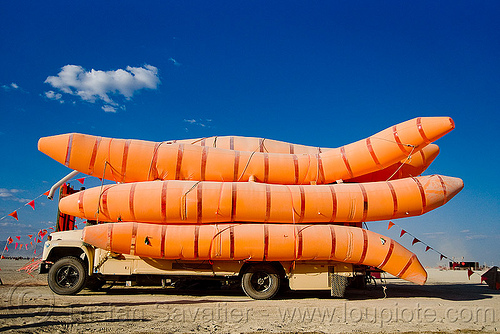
[241, 264, 281, 300]
[48, 256, 87, 295]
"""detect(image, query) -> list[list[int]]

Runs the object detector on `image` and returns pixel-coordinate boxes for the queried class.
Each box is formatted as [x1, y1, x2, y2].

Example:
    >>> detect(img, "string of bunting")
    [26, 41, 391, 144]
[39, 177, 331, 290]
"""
[0, 176, 88, 223]
[386, 220, 449, 261]
[0, 175, 90, 259]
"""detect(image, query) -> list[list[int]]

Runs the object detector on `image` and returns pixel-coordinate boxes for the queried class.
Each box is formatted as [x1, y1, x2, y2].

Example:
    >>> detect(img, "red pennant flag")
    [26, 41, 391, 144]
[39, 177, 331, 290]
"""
[28, 234, 33, 239]
[400, 230, 407, 237]
[7, 237, 13, 244]
[467, 269, 474, 280]
[425, 246, 431, 252]
[15, 236, 20, 241]
[77, 178, 85, 184]
[8, 211, 18, 220]
[4, 247, 8, 252]
[19, 244, 23, 249]
[1, 255, 4, 259]
[39, 230, 48, 238]
[15, 242, 18, 249]
[30, 241, 33, 246]
[27, 200, 35, 210]
[440, 254, 446, 261]
[25, 244, 28, 250]
[36, 239, 41, 243]
[74, 224, 78, 229]
[412, 238, 420, 245]
[43, 190, 50, 196]
[49, 227, 54, 231]
[388, 221, 395, 230]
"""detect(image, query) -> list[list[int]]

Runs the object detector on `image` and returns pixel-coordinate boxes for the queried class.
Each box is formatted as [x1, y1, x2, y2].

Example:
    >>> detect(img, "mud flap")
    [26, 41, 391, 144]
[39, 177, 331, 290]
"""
[330, 272, 348, 297]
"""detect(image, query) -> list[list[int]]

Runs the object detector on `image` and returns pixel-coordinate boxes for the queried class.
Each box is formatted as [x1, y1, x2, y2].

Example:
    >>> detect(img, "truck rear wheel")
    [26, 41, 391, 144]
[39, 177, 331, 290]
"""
[48, 256, 87, 295]
[241, 264, 280, 300]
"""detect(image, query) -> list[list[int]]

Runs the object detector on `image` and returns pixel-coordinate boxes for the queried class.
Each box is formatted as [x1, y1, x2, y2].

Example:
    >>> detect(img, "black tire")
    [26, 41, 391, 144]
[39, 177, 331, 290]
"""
[48, 256, 87, 295]
[241, 264, 281, 300]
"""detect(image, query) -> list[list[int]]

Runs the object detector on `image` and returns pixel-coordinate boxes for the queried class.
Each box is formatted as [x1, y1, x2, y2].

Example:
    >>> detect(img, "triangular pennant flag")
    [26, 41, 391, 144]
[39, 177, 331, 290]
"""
[8, 211, 18, 221]
[27, 200, 35, 210]
[412, 238, 420, 245]
[425, 246, 431, 252]
[15, 236, 20, 241]
[39, 230, 48, 238]
[30, 241, 33, 246]
[440, 254, 446, 261]
[1, 255, 4, 259]
[4, 247, 8, 252]
[49, 227, 54, 231]
[388, 221, 395, 230]
[74, 224, 78, 229]
[43, 190, 50, 196]
[400, 230, 407, 237]
[467, 269, 474, 280]
[28, 234, 33, 239]
[15, 242, 18, 249]
[25, 244, 28, 250]
[7, 237, 13, 244]
[19, 244, 23, 249]
[77, 178, 85, 184]
[36, 239, 41, 243]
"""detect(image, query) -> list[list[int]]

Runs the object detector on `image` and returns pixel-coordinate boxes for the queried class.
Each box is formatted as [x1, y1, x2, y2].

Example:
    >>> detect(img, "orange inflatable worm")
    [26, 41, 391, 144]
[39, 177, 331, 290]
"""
[59, 175, 463, 224]
[166, 135, 441, 182]
[82, 222, 427, 285]
[38, 117, 454, 184]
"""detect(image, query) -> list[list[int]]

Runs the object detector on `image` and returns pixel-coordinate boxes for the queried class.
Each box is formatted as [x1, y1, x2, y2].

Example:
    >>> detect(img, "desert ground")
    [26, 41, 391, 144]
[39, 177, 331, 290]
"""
[0, 259, 498, 333]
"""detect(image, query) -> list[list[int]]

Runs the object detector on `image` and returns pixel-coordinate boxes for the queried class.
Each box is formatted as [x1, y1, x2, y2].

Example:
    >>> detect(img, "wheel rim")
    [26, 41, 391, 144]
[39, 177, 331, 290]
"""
[250, 271, 272, 293]
[55, 265, 80, 288]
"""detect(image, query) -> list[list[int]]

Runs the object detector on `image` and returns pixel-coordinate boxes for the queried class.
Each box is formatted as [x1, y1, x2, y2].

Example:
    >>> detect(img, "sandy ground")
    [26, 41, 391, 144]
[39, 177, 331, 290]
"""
[0, 259, 498, 333]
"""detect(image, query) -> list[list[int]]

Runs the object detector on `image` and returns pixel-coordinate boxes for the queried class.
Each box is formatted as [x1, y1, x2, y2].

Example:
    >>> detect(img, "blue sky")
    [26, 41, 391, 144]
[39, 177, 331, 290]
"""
[0, 1, 499, 266]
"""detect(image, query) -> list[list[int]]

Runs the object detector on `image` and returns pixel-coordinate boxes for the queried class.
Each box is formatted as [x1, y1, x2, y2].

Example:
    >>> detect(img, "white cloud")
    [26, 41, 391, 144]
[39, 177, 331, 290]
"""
[44, 64, 160, 111]
[183, 118, 213, 128]
[465, 234, 489, 240]
[169, 57, 181, 66]
[102, 105, 117, 113]
[2, 82, 20, 91]
[45, 90, 64, 103]
[0, 188, 29, 203]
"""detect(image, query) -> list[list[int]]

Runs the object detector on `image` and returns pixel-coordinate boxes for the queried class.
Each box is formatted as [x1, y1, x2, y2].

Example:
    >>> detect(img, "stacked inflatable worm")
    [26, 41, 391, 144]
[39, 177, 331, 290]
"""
[38, 117, 463, 285]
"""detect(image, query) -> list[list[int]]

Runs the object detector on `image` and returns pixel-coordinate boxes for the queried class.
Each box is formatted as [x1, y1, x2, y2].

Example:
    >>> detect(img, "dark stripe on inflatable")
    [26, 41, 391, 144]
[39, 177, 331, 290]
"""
[329, 185, 337, 222]
[129, 183, 136, 220]
[387, 182, 398, 218]
[392, 126, 409, 155]
[379, 239, 395, 269]
[265, 184, 271, 222]
[64, 134, 73, 167]
[89, 136, 101, 175]
[197, 183, 203, 224]
[359, 184, 368, 221]
[121, 140, 131, 182]
[413, 177, 427, 213]
[340, 146, 354, 178]
[329, 225, 336, 258]
[366, 137, 382, 168]
[231, 183, 237, 222]
[416, 117, 431, 144]
[175, 144, 184, 180]
[161, 181, 168, 222]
